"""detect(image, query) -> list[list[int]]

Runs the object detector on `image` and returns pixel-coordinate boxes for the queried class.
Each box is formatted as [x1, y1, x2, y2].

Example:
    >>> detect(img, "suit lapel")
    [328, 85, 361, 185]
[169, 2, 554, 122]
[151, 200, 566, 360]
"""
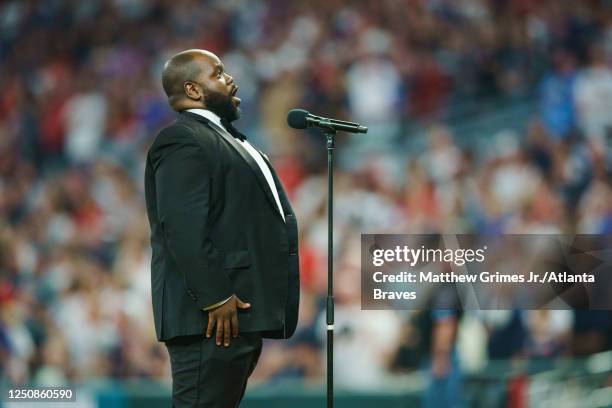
[261, 154, 299, 243]
[181, 112, 285, 222]
[259, 151, 294, 217]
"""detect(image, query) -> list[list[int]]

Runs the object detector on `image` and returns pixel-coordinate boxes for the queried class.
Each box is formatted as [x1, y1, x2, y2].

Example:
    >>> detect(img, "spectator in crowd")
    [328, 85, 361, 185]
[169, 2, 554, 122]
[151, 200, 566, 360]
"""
[538, 49, 577, 141]
[574, 43, 612, 150]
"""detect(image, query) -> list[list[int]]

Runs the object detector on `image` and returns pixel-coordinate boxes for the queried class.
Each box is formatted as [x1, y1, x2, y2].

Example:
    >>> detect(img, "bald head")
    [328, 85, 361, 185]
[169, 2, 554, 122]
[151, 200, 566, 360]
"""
[161, 49, 219, 111]
[161, 49, 240, 120]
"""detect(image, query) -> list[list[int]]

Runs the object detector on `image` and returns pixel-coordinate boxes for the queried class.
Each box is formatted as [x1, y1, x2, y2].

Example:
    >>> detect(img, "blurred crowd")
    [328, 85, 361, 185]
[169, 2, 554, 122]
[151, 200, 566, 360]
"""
[0, 0, 611, 399]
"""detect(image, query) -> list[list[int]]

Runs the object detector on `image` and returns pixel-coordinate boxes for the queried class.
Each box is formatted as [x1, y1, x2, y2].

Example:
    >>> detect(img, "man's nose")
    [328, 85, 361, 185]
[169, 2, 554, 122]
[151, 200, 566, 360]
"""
[226, 74, 233, 85]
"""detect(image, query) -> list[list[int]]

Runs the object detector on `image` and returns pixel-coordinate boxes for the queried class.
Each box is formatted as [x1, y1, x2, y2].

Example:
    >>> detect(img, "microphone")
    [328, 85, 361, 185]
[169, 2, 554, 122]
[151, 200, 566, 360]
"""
[287, 109, 368, 134]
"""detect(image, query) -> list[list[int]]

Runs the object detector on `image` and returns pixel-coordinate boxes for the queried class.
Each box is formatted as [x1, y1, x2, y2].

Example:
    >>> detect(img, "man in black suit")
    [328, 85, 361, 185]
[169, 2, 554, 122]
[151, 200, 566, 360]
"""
[144, 49, 300, 407]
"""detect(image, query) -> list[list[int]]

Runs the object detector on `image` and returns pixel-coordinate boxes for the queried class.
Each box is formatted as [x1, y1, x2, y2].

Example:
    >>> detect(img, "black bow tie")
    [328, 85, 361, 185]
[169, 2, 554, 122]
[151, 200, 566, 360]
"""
[221, 119, 247, 141]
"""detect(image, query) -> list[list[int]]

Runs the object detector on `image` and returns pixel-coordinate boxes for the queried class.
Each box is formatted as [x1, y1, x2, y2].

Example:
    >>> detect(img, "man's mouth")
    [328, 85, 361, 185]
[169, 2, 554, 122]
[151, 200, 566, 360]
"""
[231, 86, 241, 106]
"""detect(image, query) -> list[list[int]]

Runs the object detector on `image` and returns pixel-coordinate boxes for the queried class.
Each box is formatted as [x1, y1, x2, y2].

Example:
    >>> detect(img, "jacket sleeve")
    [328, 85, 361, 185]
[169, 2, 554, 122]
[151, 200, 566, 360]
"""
[154, 128, 233, 310]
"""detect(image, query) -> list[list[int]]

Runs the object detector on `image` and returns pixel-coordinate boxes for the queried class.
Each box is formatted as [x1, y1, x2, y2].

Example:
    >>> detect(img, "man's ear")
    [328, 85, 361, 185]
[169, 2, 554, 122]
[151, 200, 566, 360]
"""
[183, 81, 202, 101]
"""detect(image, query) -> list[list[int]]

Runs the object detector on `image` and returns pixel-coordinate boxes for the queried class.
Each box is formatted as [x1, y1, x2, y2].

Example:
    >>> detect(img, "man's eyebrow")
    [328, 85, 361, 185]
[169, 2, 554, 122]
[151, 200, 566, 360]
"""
[209, 63, 222, 77]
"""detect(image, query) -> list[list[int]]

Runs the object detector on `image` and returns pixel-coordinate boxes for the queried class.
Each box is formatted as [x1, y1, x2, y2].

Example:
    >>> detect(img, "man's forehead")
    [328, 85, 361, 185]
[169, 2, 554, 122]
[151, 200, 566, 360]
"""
[191, 50, 221, 67]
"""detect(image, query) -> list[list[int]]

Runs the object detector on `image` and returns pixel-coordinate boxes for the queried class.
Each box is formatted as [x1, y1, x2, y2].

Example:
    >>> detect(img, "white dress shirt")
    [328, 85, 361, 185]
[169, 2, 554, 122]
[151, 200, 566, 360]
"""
[185, 108, 286, 310]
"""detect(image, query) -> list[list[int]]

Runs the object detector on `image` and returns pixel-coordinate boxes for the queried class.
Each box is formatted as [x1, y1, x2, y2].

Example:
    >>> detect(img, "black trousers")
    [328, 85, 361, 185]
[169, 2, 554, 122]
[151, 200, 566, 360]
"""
[165, 332, 262, 408]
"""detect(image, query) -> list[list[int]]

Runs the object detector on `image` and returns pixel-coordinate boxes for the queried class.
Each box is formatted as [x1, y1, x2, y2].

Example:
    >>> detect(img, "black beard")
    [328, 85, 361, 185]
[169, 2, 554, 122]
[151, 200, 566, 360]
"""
[203, 89, 240, 122]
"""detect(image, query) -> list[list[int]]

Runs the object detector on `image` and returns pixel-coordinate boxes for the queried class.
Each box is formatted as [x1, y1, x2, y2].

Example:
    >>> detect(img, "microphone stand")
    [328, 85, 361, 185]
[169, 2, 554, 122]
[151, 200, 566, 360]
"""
[323, 126, 335, 408]
[293, 115, 365, 407]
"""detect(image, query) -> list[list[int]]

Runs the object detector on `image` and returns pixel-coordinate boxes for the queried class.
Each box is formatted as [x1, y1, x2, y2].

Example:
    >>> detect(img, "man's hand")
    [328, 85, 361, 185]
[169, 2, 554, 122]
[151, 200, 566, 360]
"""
[205, 295, 251, 346]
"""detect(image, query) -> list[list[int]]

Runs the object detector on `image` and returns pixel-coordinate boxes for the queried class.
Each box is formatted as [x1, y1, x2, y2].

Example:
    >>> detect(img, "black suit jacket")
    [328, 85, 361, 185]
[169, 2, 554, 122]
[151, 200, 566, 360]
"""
[144, 111, 300, 342]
